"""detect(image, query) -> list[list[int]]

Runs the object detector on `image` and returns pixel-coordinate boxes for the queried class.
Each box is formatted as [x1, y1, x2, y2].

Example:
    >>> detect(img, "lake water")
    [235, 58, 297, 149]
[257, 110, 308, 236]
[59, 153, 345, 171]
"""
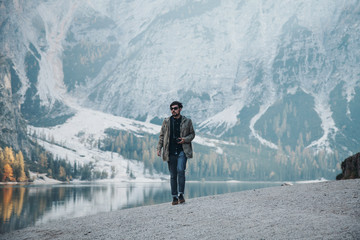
[0, 181, 280, 233]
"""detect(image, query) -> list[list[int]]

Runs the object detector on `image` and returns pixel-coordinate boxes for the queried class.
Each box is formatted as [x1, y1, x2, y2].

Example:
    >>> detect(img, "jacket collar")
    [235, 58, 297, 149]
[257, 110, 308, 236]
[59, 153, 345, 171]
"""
[165, 115, 187, 125]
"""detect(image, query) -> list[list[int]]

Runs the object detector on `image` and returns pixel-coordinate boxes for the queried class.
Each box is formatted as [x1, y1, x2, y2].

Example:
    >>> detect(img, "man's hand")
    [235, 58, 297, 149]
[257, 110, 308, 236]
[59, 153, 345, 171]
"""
[157, 149, 161, 157]
[177, 138, 185, 144]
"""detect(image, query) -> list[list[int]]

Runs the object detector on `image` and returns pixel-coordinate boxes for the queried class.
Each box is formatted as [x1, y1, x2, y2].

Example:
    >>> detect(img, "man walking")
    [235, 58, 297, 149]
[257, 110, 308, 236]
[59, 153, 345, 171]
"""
[157, 101, 195, 205]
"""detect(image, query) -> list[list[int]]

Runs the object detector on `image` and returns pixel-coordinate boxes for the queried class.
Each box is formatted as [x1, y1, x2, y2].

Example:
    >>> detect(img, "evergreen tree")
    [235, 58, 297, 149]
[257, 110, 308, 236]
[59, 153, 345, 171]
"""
[81, 164, 92, 180]
[74, 161, 78, 177]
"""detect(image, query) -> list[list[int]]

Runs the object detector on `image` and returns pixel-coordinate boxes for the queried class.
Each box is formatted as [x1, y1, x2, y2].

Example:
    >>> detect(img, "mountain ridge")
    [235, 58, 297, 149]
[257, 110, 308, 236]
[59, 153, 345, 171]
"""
[1, 0, 359, 180]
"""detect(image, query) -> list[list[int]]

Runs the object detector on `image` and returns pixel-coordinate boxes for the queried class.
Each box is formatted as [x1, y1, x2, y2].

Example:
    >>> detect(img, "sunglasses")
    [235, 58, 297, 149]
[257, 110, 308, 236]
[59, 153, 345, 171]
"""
[170, 107, 179, 111]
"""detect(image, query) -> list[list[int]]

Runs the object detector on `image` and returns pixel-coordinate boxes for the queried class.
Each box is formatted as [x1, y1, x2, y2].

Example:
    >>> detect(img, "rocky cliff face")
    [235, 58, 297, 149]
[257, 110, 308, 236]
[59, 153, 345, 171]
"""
[1, 0, 359, 157]
[336, 152, 360, 180]
[1, 1, 360, 180]
[0, 57, 30, 155]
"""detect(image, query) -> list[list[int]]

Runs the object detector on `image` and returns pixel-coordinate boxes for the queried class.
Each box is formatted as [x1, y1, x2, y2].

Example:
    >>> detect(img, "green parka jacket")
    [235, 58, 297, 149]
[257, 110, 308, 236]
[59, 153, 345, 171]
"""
[157, 115, 195, 161]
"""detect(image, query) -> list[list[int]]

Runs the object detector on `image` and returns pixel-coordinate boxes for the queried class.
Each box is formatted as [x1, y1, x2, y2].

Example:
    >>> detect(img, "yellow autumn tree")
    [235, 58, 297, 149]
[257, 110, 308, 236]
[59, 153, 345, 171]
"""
[4, 147, 15, 164]
[1, 147, 16, 182]
[2, 163, 15, 182]
[59, 166, 66, 180]
[15, 151, 27, 182]
[0, 148, 5, 180]
[0, 147, 28, 182]
[39, 153, 47, 168]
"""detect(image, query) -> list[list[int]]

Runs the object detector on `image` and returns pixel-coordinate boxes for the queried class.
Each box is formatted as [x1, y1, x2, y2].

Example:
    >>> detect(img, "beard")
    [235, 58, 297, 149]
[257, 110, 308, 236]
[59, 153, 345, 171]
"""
[172, 112, 180, 117]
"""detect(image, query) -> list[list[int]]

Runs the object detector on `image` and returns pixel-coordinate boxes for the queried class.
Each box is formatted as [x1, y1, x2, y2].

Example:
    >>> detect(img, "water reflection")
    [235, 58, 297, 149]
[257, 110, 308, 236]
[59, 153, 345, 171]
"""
[1, 187, 25, 222]
[0, 181, 279, 233]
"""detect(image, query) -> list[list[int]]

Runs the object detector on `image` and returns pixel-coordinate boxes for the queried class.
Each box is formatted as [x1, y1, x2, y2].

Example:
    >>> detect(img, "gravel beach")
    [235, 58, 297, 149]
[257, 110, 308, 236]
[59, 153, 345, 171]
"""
[2, 179, 360, 240]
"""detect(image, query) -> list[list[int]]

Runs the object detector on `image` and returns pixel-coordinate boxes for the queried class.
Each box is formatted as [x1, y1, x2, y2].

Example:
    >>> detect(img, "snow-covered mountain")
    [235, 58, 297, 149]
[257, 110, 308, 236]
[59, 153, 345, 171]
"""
[28, 102, 166, 181]
[1, 0, 359, 180]
[28, 99, 231, 180]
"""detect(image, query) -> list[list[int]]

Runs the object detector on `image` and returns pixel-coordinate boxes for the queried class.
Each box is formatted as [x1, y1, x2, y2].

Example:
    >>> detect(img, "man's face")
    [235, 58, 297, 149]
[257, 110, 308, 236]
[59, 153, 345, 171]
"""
[170, 105, 181, 117]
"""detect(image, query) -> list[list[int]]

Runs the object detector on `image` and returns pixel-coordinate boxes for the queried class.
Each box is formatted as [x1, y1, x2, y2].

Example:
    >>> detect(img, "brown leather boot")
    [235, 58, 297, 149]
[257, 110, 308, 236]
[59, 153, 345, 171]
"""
[172, 197, 179, 205]
[178, 194, 185, 204]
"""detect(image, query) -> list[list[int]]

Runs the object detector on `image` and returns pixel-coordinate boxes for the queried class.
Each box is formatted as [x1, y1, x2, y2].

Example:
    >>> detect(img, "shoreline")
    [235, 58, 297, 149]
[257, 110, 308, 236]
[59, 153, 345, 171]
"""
[2, 179, 359, 240]
[0, 177, 329, 185]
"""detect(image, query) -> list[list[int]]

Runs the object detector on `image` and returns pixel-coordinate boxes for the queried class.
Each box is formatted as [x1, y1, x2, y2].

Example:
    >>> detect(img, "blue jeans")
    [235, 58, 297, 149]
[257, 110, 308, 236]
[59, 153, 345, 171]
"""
[168, 151, 187, 197]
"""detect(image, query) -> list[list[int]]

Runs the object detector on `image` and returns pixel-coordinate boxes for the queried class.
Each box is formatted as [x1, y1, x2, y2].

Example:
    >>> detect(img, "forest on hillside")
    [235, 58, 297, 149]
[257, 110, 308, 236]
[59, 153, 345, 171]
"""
[0, 143, 105, 182]
[1, 126, 342, 182]
[102, 128, 341, 181]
